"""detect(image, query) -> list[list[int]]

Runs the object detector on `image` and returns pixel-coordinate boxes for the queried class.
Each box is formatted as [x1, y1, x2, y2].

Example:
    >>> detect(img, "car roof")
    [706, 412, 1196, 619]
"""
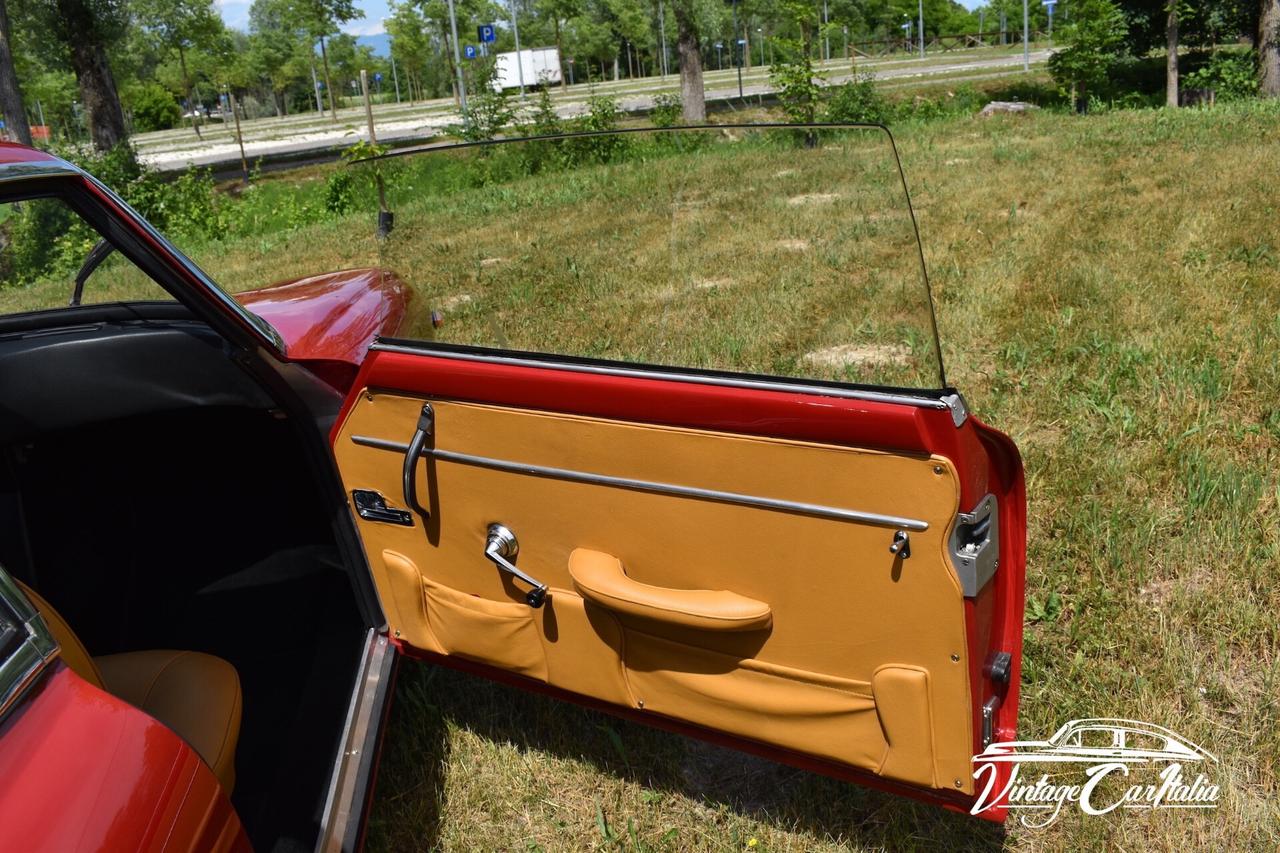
[1063, 719, 1214, 754]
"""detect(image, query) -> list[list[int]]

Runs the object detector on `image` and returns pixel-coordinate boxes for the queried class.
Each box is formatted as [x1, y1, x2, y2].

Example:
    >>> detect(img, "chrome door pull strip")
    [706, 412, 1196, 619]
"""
[351, 434, 929, 531]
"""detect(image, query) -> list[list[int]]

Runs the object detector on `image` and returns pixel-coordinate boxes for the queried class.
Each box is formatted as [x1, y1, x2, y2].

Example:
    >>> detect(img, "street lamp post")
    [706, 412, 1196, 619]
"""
[822, 0, 829, 61]
[1022, 0, 1030, 71]
[732, 0, 743, 99]
[658, 0, 669, 76]
[445, 0, 467, 113]
[509, 0, 526, 98]
[918, 0, 924, 58]
[757, 27, 763, 67]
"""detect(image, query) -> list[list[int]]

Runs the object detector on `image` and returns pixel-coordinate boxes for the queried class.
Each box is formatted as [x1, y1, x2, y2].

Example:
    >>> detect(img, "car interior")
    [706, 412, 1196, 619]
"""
[0, 302, 371, 852]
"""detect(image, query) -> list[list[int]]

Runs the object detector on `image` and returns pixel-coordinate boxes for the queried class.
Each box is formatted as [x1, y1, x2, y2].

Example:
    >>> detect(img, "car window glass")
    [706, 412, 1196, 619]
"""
[1076, 728, 1118, 749]
[337, 125, 945, 391]
[0, 197, 171, 316]
[1122, 731, 1166, 752]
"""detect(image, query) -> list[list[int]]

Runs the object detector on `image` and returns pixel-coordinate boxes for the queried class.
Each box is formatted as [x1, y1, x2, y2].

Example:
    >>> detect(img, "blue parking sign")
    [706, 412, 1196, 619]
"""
[478, 24, 496, 43]
[374, 72, 382, 82]
[464, 44, 478, 59]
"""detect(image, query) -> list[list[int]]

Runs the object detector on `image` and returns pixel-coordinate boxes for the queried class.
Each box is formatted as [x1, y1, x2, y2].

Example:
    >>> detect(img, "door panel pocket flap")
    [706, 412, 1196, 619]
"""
[424, 579, 548, 681]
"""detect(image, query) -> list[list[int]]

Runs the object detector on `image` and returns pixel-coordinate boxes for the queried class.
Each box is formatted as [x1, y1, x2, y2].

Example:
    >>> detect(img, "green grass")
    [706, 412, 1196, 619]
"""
[7, 97, 1280, 849]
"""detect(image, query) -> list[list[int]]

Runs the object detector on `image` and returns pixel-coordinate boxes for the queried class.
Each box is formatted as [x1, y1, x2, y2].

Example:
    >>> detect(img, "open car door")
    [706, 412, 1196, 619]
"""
[330, 125, 1026, 819]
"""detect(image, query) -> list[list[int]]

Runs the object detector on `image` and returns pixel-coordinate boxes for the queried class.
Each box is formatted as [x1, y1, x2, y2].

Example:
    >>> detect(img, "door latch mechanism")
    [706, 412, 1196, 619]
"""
[484, 524, 548, 608]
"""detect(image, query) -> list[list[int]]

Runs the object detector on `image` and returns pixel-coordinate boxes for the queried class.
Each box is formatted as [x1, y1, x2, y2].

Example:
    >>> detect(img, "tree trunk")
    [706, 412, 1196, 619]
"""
[178, 45, 202, 138]
[674, 1, 705, 122]
[554, 16, 566, 90]
[319, 35, 337, 119]
[0, 0, 32, 145]
[1165, 2, 1178, 107]
[1262, 0, 1280, 96]
[54, 0, 128, 152]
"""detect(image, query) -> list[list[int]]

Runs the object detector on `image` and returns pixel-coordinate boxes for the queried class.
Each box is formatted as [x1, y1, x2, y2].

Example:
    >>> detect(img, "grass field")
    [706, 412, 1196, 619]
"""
[355, 104, 1280, 851]
[8, 98, 1280, 849]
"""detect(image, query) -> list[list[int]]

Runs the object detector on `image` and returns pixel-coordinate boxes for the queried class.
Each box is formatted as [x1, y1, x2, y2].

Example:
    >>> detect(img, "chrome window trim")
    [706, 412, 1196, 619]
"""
[370, 341, 961, 417]
[351, 433, 930, 531]
[0, 160, 287, 355]
[0, 567, 59, 721]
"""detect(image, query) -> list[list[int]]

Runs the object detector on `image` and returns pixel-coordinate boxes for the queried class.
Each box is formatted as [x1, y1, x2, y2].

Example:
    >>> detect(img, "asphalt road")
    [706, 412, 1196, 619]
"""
[139, 48, 1053, 173]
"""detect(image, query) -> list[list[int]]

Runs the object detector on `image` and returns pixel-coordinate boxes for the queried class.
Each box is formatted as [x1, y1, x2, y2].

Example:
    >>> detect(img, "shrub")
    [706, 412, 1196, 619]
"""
[1047, 0, 1128, 103]
[771, 0, 823, 125]
[521, 86, 568, 173]
[824, 72, 890, 124]
[129, 83, 182, 133]
[565, 94, 627, 163]
[324, 170, 356, 214]
[1184, 50, 1258, 101]
[649, 93, 682, 127]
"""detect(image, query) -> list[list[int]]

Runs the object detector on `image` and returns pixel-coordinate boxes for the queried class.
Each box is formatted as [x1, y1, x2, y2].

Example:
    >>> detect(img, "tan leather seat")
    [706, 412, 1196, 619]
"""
[17, 581, 241, 793]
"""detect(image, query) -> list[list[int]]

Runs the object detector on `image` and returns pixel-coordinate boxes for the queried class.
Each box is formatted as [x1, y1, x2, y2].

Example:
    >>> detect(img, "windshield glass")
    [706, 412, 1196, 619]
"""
[358, 125, 943, 390]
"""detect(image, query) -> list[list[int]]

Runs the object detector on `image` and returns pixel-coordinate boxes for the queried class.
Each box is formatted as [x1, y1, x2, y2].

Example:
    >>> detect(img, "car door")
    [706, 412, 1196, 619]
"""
[329, 125, 1026, 819]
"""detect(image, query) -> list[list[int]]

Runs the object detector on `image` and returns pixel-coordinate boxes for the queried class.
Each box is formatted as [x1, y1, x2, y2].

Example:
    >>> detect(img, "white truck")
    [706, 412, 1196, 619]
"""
[492, 48, 563, 91]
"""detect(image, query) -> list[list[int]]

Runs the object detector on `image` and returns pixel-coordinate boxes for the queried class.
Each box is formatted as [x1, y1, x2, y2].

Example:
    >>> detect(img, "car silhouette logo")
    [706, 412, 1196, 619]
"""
[977, 718, 1217, 764]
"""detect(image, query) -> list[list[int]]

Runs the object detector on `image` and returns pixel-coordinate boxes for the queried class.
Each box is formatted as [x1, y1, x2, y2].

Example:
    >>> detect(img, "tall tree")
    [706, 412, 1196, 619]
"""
[52, 0, 129, 151]
[136, 0, 224, 136]
[1165, 0, 1178, 106]
[1262, 0, 1280, 95]
[0, 0, 32, 144]
[291, 0, 363, 118]
[672, 0, 704, 120]
[249, 0, 309, 115]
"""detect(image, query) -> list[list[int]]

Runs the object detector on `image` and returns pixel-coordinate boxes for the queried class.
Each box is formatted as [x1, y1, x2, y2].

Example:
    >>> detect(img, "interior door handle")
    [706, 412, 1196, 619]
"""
[402, 403, 433, 521]
[567, 548, 772, 631]
[485, 524, 548, 608]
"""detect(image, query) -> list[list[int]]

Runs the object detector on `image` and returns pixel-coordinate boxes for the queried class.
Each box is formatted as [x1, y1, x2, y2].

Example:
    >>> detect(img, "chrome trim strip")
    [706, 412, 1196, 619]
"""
[369, 342, 952, 411]
[317, 629, 393, 853]
[351, 434, 929, 531]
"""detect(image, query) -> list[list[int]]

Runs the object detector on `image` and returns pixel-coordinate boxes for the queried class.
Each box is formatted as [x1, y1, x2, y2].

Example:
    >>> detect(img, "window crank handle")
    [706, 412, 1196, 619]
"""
[484, 524, 548, 608]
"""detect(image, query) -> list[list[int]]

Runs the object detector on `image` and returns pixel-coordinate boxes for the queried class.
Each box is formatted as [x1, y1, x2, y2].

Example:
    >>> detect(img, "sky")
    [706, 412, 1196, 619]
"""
[215, 0, 395, 38]
[214, 0, 986, 44]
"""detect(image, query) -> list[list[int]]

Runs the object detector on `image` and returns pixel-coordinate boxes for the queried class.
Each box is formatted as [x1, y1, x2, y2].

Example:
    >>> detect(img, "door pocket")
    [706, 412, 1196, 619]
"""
[424, 579, 548, 681]
[622, 630, 888, 773]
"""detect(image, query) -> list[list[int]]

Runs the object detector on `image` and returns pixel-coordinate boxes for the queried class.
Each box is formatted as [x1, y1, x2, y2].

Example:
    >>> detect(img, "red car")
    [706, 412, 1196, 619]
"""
[0, 127, 1026, 850]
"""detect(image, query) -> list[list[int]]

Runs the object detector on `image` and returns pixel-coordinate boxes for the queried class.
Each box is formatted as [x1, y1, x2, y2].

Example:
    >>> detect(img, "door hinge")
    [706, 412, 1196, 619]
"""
[949, 493, 999, 597]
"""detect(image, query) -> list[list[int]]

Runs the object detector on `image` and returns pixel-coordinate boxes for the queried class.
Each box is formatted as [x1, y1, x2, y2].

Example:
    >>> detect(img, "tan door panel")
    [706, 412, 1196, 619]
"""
[334, 392, 974, 792]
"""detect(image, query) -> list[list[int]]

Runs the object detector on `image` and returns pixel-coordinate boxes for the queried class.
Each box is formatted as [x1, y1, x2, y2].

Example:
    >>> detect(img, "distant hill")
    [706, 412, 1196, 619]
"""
[356, 33, 391, 57]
